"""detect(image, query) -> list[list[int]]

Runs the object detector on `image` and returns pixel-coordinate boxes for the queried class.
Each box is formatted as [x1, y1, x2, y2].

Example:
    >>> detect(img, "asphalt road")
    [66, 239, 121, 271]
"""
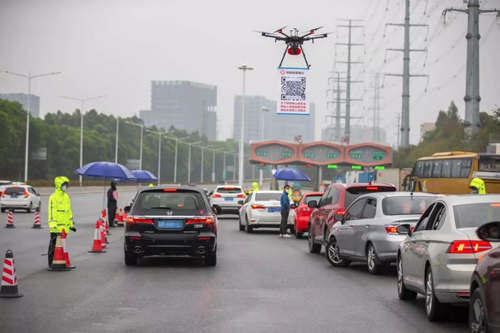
[0, 190, 469, 333]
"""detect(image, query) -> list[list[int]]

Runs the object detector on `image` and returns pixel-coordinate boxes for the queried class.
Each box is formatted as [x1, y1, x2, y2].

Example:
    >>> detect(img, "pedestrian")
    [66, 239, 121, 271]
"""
[469, 177, 486, 194]
[280, 184, 291, 238]
[107, 181, 118, 227]
[47, 176, 76, 269]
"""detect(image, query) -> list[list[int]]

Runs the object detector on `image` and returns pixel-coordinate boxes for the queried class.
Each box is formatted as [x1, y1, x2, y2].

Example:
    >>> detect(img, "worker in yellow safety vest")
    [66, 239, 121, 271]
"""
[47, 176, 76, 268]
[469, 177, 486, 194]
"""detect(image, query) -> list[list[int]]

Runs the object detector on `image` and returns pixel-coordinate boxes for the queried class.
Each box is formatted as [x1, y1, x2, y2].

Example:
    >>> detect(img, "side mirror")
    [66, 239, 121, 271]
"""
[476, 221, 500, 242]
[124, 205, 131, 213]
[237, 200, 244, 205]
[308, 200, 317, 209]
[396, 224, 412, 236]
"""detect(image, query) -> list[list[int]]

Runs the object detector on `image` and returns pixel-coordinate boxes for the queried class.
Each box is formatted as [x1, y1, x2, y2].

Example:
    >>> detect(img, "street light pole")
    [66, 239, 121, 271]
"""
[173, 138, 178, 183]
[212, 149, 216, 183]
[188, 144, 192, 184]
[124, 120, 144, 171]
[200, 146, 204, 183]
[61, 94, 105, 186]
[223, 152, 226, 183]
[2, 70, 61, 183]
[260, 106, 269, 140]
[115, 118, 119, 163]
[237, 65, 253, 186]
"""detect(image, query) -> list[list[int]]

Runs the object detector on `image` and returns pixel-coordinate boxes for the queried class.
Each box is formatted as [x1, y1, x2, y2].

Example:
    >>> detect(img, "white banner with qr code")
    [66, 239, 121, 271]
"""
[278, 69, 309, 115]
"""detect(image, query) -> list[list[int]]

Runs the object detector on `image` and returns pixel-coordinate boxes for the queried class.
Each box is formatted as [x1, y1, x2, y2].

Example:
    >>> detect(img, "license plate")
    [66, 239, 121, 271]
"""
[157, 220, 183, 229]
[268, 207, 280, 213]
[10, 194, 17, 199]
[224, 197, 233, 201]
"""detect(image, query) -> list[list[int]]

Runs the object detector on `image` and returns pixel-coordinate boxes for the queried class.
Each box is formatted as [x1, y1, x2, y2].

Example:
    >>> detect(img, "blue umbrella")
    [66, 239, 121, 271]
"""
[75, 161, 136, 180]
[131, 170, 157, 182]
[273, 167, 311, 182]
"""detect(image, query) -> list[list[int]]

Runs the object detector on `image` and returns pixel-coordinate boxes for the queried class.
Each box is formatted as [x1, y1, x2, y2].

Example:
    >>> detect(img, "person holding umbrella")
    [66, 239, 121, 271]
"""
[280, 184, 291, 238]
[107, 181, 118, 227]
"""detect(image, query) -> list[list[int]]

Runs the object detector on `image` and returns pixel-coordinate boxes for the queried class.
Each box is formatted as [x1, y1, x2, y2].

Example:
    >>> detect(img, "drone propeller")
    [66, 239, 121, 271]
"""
[299, 26, 324, 38]
[274, 26, 288, 34]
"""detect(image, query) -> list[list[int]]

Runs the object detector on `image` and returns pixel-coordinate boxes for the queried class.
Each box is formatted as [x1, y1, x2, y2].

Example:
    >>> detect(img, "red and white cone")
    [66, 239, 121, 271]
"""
[5, 210, 15, 228]
[99, 220, 107, 248]
[32, 211, 41, 229]
[0, 249, 23, 298]
[49, 234, 68, 271]
[61, 229, 75, 269]
[89, 220, 106, 253]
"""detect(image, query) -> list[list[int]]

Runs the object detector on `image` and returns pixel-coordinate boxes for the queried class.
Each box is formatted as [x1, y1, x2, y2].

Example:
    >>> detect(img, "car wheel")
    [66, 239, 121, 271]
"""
[397, 255, 417, 300]
[26, 202, 33, 213]
[425, 267, 447, 321]
[205, 252, 217, 266]
[0, 208, 4, 213]
[470, 288, 488, 333]
[367, 243, 383, 275]
[245, 216, 253, 233]
[124, 251, 138, 266]
[308, 225, 321, 254]
[325, 237, 350, 267]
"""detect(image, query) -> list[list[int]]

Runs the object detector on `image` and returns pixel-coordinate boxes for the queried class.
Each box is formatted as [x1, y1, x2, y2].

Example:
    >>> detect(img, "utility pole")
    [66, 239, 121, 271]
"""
[396, 113, 401, 149]
[237, 65, 254, 186]
[173, 138, 178, 183]
[336, 19, 364, 144]
[368, 73, 382, 142]
[115, 118, 119, 163]
[212, 149, 216, 183]
[443, 0, 499, 135]
[188, 143, 192, 184]
[385, 0, 428, 147]
[200, 146, 204, 183]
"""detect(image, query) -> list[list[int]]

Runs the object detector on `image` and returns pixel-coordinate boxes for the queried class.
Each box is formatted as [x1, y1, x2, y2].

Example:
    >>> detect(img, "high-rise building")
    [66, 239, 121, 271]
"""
[140, 81, 217, 140]
[233, 96, 315, 143]
[0, 93, 40, 117]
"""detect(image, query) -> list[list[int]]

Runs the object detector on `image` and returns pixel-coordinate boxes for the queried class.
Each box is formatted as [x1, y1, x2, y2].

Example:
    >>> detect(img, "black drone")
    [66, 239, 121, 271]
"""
[258, 26, 328, 68]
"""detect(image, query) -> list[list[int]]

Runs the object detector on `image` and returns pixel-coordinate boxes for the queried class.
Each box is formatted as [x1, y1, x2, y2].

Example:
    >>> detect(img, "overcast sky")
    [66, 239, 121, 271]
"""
[1, 0, 499, 145]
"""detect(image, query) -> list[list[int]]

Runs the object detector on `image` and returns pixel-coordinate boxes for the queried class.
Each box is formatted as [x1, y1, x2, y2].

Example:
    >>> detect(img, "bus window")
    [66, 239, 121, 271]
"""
[442, 159, 452, 178]
[423, 161, 433, 178]
[432, 160, 442, 178]
[415, 161, 424, 177]
[451, 158, 472, 178]
[479, 155, 500, 172]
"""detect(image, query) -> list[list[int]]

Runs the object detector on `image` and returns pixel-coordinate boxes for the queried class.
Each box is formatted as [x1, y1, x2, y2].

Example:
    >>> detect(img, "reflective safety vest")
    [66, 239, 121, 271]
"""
[48, 176, 74, 234]
[469, 177, 486, 195]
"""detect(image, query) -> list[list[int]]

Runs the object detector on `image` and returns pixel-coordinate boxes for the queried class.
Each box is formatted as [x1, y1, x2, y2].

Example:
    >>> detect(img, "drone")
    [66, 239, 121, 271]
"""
[258, 26, 328, 69]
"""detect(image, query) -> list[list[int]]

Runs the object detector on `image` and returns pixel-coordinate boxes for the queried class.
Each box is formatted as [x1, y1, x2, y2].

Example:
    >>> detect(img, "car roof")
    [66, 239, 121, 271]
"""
[331, 183, 397, 189]
[357, 191, 438, 200]
[215, 185, 242, 189]
[438, 194, 500, 206]
[254, 190, 281, 194]
[139, 185, 203, 193]
[303, 192, 323, 196]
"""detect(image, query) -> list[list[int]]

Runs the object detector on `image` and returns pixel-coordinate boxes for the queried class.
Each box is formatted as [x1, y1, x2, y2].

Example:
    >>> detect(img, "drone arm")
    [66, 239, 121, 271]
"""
[300, 45, 311, 69]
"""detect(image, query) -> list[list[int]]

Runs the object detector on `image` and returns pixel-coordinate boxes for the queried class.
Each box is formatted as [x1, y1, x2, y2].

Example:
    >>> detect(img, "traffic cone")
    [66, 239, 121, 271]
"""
[48, 234, 68, 271]
[89, 220, 106, 253]
[99, 220, 107, 248]
[32, 210, 41, 229]
[61, 229, 75, 269]
[5, 210, 15, 228]
[0, 249, 23, 298]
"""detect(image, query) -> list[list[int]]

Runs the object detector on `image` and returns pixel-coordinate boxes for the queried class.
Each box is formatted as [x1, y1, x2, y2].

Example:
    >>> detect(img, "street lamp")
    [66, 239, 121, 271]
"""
[260, 106, 270, 140]
[2, 70, 61, 182]
[237, 65, 254, 186]
[61, 95, 106, 186]
[125, 120, 144, 170]
[145, 128, 163, 185]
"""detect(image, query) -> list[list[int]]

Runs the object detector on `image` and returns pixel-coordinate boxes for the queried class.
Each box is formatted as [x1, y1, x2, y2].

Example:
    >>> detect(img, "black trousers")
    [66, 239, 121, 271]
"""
[48, 233, 58, 268]
[108, 204, 117, 226]
[280, 209, 289, 234]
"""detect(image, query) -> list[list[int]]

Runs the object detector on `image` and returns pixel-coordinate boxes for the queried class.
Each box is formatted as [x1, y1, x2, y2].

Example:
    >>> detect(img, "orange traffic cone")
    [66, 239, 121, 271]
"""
[89, 220, 106, 253]
[32, 210, 41, 229]
[48, 234, 68, 271]
[0, 249, 23, 298]
[61, 229, 75, 269]
[5, 210, 15, 228]
[99, 220, 107, 248]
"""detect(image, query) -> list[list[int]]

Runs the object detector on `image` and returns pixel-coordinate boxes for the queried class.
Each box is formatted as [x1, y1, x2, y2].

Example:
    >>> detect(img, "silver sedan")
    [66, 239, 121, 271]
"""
[325, 192, 437, 274]
[397, 194, 500, 322]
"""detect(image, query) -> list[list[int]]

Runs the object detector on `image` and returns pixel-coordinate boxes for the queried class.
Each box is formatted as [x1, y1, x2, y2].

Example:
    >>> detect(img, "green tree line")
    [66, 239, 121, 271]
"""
[393, 101, 500, 168]
[0, 99, 251, 183]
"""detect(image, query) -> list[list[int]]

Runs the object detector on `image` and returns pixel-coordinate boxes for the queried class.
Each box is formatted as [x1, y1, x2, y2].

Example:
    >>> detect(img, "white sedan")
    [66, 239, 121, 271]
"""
[0, 184, 41, 213]
[238, 191, 293, 233]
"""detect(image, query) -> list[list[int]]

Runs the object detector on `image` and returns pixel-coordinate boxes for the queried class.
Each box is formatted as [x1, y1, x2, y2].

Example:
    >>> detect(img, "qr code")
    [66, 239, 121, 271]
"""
[281, 77, 306, 101]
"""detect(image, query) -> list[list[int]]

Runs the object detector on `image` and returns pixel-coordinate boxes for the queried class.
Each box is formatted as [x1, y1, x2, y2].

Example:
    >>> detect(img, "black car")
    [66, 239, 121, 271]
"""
[470, 221, 500, 333]
[124, 186, 218, 266]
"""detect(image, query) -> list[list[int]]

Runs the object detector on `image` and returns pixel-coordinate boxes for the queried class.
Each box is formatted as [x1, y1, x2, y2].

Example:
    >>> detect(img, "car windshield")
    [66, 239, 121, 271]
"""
[216, 187, 242, 194]
[304, 195, 322, 204]
[479, 155, 500, 172]
[453, 202, 500, 228]
[4, 187, 25, 195]
[382, 196, 435, 215]
[344, 186, 396, 207]
[255, 193, 281, 201]
[132, 190, 207, 216]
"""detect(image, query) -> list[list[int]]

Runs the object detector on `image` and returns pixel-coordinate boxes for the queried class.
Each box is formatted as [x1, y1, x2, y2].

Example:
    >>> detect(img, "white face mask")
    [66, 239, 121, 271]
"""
[61, 184, 67, 192]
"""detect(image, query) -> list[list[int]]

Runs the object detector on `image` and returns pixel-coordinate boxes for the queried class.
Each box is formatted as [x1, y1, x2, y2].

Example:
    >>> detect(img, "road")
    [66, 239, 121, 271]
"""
[0, 190, 468, 333]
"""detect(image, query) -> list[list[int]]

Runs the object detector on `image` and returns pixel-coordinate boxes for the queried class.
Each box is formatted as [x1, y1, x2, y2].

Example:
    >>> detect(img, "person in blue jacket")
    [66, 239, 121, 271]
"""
[280, 184, 291, 238]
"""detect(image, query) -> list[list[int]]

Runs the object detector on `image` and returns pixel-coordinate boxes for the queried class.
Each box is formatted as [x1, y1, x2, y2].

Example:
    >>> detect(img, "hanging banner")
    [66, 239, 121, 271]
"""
[278, 69, 309, 115]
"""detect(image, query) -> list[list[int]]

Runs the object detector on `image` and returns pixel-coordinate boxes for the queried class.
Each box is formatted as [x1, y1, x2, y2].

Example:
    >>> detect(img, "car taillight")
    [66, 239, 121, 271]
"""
[447, 240, 492, 254]
[366, 186, 379, 191]
[186, 217, 215, 224]
[212, 194, 222, 198]
[251, 204, 265, 210]
[127, 217, 154, 224]
[336, 208, 346, 216]
[385, 226, 399, 234]
[1, 191, 4, 198]
[237, 194, 246, 198]
[162, 188, 177, 192]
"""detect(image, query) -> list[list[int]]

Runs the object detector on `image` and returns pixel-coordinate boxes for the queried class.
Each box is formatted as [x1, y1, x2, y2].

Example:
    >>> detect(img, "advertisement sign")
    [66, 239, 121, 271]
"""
[278, 69, 309, 115]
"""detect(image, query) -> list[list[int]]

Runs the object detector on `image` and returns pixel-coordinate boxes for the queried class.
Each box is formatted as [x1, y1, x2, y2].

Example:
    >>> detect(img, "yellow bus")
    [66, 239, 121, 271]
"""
[403, 151, 500, 194]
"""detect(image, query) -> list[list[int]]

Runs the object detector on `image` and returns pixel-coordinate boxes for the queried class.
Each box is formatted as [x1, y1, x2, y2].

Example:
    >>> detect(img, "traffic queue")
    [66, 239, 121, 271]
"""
[228, 177, 500, 333]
